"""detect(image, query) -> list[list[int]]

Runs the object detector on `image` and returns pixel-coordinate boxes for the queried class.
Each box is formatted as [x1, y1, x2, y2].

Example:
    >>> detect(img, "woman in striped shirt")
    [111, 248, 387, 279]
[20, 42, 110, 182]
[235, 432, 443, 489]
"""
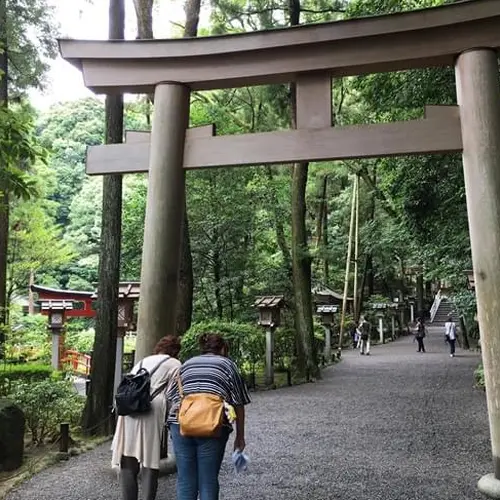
[167, 333, 251, 500]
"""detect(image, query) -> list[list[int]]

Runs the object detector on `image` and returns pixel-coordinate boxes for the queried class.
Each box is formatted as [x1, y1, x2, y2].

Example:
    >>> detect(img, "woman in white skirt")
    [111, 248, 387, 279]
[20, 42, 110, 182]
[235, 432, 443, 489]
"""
[112, 335, 181, 500]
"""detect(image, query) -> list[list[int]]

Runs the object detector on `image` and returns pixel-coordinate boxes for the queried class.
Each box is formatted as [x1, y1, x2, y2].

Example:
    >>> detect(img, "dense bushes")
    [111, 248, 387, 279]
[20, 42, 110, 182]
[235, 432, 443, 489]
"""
[181, 320, 265, 368]
[181, 320, 336, 377]
[9, 379, 84, 445]
[0, 364, 54, 396]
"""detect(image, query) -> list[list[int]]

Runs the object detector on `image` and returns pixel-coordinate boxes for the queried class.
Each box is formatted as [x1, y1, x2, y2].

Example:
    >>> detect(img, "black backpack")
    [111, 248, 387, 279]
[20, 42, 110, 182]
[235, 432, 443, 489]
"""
[115, 356, 170, 416]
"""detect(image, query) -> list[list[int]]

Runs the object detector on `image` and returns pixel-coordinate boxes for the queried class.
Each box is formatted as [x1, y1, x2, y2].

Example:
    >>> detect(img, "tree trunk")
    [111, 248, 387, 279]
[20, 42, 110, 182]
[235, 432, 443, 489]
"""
[132, 0, 153, 38]
[459, 315, 470, 350]
[416, 270, 424, 319]
[0, 0, 8, 344]
[366, 169, 376, 298]
[291, 159, 318, 379]
[322, 185, 329, 283]
[132, 0, 196, 337]
[174, 0, 205, 336]
[265, 166, 292, 273]
[213, 248, 223, 319]
[28, 269, 35, 315]
[81, 0, 124, 436]
[314, 174, 329, 282]
[184, 0, 201, 36]
[288, 0, 318, 380]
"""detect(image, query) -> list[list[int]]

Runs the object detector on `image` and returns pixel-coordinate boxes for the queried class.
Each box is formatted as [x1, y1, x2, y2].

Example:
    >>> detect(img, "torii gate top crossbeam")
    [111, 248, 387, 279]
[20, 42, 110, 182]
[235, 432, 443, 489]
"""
[59, 0, 500, 93]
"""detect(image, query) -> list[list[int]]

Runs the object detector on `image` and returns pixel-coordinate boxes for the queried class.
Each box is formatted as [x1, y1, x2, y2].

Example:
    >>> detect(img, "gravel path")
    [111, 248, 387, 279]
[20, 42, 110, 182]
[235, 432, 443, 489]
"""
[6, 327, 491, 500]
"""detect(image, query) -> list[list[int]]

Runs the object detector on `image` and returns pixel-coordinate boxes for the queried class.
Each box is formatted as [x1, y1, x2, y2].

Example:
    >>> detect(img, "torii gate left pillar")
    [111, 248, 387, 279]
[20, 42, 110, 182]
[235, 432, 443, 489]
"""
[134, 83, 190, 361]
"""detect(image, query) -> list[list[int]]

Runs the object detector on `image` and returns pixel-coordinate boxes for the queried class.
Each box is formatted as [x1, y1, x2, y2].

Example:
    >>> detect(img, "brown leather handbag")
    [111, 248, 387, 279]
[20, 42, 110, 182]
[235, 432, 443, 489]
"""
[177, 376, 224, 438]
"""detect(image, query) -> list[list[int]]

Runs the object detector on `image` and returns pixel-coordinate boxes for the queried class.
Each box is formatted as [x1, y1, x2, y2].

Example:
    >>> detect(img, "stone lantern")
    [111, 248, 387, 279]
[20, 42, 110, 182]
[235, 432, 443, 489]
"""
[372, 303, 387, 344]
[388, 301, 400, 339]
[255, 295, 284, 386]
[41, 300, 73, 370]
[317, 305, 338, 362]
[92, 281, 140, 395]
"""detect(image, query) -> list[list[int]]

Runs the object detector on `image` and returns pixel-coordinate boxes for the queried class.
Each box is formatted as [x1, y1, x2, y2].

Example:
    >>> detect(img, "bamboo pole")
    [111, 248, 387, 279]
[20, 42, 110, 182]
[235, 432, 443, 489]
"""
[353, 174, 360, 321]
[339, 176, 357, 349]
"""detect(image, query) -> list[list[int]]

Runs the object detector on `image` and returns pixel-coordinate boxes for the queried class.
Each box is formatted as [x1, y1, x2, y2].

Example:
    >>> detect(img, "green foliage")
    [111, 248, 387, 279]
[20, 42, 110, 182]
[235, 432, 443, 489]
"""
[0, 363, 53, 396]
[10, 0, 476, 378]
[9, 379, 84, 444]
[180, 321, 265, 369]
[5, 310, 50, 362]
[0, 105, 45, 200]
[474, 363, 484, 389]
[5, 0, 59, 93]
[452, 290, 479, 340]
[65, 324, 95, 354]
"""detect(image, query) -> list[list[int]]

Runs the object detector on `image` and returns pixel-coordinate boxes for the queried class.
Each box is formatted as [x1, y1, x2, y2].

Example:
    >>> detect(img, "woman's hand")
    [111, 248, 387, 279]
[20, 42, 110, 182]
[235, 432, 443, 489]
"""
[234, 435, 246, 452]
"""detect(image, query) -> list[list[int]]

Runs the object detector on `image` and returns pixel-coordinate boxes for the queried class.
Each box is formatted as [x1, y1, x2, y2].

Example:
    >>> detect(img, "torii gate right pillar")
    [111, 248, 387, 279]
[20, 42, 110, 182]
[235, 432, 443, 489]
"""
[456, 48, 500, 499]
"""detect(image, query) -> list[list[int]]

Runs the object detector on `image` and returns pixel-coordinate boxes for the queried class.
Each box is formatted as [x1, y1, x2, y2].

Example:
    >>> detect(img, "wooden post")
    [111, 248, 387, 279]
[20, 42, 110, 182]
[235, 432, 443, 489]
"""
[339, 176, 357, 349]
[391, 315, 396, 340]
[265, 327, 274, 386]
[135, 82, 190, 361]
[455, 48, 500, 498]
[114, 328, 125, 395]
[59, 423, 69, 453]
[353, 174, 360, 320]
[378, 316, 384, 344]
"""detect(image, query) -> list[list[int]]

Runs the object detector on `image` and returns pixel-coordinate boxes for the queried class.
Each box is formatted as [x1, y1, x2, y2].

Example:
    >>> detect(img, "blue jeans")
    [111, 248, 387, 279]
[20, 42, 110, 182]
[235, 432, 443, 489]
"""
[170, 424, 230, 500]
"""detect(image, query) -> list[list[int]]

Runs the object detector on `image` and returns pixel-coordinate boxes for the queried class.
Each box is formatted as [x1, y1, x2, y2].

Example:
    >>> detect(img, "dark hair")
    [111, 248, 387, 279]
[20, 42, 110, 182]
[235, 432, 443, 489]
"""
[153, 335, 181, 358]
[199, 332, 228, 355]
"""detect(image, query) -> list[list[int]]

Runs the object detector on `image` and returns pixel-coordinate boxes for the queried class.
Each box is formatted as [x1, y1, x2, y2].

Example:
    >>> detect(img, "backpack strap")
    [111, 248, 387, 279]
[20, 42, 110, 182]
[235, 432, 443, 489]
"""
[149, 355, 170, 377]
[148, 356, 172, 401]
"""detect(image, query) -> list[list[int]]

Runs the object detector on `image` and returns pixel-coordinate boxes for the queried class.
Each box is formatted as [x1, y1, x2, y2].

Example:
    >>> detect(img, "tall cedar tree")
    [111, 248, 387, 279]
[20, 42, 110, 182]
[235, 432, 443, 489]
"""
[133, 0, 194, 339]
[289, 0, 320, 379]
[0, 0, 8, 351]
[81, 0, 124, 435]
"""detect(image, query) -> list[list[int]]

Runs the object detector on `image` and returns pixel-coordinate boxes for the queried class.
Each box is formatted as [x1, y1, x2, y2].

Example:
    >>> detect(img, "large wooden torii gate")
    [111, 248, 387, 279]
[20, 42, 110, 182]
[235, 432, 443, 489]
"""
[60, 1, 500, 495]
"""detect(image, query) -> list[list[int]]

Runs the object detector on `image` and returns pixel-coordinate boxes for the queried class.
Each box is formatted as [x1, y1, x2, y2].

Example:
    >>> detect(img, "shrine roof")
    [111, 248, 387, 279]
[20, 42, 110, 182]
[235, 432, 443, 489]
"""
[254, 296, 285, 309]
[91, 281, 141, 300]
[31, 284, 94, 298]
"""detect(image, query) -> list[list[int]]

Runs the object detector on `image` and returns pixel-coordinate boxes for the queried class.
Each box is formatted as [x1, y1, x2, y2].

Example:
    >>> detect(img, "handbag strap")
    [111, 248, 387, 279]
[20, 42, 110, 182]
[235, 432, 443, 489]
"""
[176, 373, 184, 399]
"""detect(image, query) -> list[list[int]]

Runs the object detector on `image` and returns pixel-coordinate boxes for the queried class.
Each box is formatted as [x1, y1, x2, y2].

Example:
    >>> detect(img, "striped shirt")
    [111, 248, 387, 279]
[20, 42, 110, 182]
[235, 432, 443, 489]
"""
[167, 353, 251, 426]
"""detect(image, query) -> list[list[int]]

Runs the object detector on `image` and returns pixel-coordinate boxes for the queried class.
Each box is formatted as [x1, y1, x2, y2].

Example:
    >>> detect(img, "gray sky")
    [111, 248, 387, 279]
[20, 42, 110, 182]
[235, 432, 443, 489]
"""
[30, 0, 194, 109]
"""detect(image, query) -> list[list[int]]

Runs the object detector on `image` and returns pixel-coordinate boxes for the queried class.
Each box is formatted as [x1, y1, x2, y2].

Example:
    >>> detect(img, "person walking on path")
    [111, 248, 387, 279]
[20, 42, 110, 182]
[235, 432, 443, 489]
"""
[414, 317, 426, 353]
[358, 316, 371, 355]
[445, 314, 458, 357]
[111, 335, 181, 500]
[167, 332, 251, 500]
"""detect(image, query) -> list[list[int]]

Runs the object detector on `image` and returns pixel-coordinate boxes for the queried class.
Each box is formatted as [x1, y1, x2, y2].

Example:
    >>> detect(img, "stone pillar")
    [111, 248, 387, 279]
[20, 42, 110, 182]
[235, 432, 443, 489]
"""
[378, 317, 384, 344]
[51, 330, 64, 370]
[135, 83, 190, 361]
[265, 327, 274, 386]
[410, 304, 414, 323]
[455, 48, 500, 499]
[323, 325, 331, 362]
[391, 316, 395, 340]
[114, 328, 125, 395]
